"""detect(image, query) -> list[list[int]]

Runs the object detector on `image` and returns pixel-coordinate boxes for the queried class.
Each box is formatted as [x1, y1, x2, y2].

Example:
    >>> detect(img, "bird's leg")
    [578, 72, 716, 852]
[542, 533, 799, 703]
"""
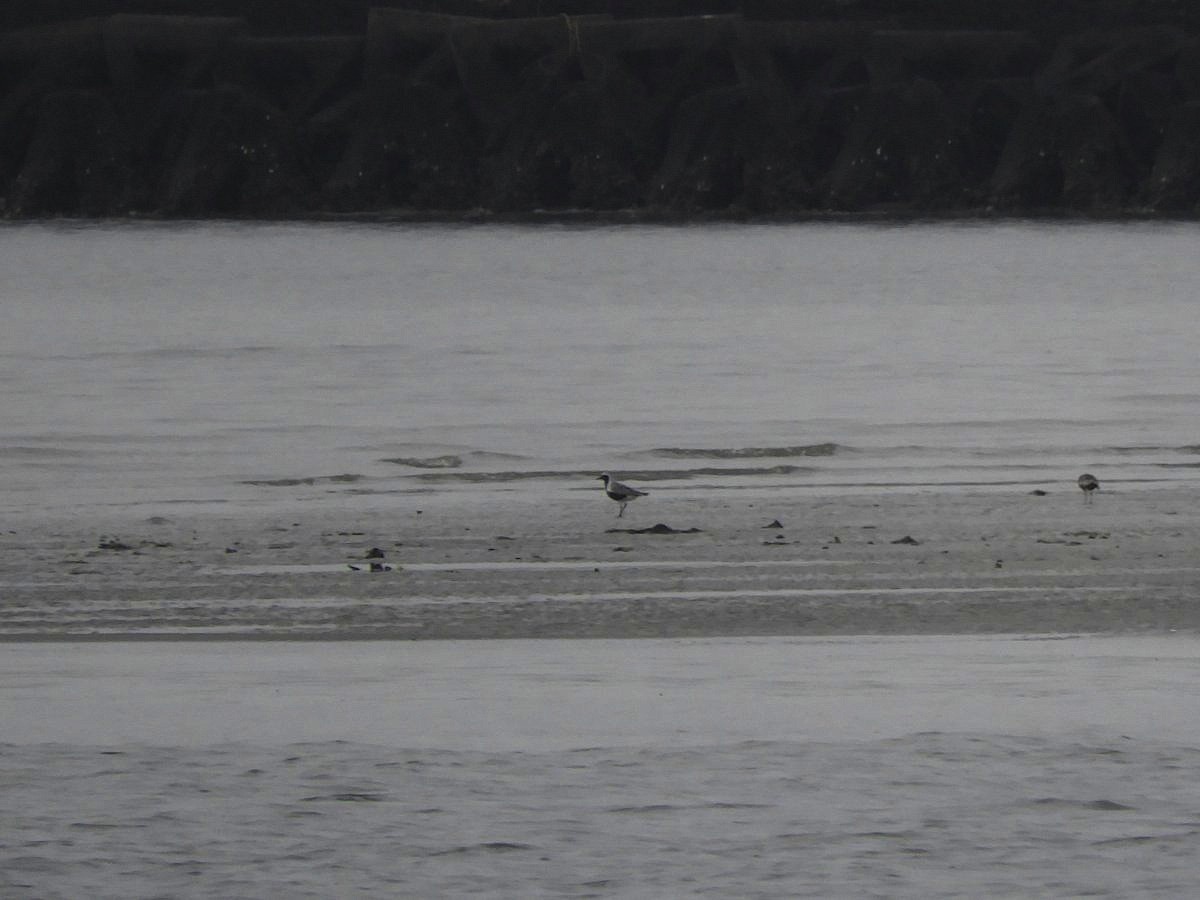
[618, 502, 626, 518]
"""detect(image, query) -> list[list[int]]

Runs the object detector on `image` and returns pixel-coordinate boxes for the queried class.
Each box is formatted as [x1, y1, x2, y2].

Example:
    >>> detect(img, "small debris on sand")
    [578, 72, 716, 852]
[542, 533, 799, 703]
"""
[891, 535, 921, 545]
[606, 523, 703, 535]
[349, 562, 396, 572]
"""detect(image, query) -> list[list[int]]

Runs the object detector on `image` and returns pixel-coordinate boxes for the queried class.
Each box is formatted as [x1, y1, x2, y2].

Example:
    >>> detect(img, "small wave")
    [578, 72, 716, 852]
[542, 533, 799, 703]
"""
[1030, 797, 1135, 811]
[8, 432, 190, 446]
[301, 792, 387, 802]
[649, 442, 840, 459]
[381, 455, 463, 469]
[242, 473, 365, 487]
[377, 450, 529, 466]
[1112, 393, 1200, 406]
[0, 445, 87, 458]
[608, 801, 771, 814]
[409, 465, 807, 483]
[468, 450, 532, 462]
[1103, 444, 1200, 455]
[51, 345, 285, 363]
[1091, 833, 1182, 846]
[429, 842, 533, 856]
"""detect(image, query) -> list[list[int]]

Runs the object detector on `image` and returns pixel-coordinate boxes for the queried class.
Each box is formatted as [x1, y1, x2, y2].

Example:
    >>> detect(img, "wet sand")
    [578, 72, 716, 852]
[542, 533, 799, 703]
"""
[6, 634, 1200, 747]
[3, 483, 1200, 639]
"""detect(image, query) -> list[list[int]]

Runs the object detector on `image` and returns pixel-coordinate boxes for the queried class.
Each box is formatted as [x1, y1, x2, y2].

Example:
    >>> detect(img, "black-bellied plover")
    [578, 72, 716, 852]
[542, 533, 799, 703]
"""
[1077, 473, 1100, 503]
[598, 472, 647, 518]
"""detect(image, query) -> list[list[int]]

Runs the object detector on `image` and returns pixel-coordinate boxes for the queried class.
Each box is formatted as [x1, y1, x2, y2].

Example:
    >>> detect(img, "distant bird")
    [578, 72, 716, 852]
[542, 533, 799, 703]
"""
[1077, 473, 1100, 503]
[597, 472, 647, 518]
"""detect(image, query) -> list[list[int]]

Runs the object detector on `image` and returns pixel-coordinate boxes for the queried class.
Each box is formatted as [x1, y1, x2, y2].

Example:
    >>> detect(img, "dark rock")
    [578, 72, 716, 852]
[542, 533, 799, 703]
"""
[891, 535, 921, 545]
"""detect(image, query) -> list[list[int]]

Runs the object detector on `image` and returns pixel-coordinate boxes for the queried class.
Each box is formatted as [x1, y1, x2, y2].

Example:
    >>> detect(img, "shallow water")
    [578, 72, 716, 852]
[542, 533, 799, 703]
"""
[5, 222, 1200, 895]
[4, 220, 1200, 518]
[5, 636, 1200, 898]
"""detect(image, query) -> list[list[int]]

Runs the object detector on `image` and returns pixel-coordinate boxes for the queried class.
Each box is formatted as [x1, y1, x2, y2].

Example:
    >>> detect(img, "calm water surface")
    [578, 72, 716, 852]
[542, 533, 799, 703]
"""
[3, 220, 1199, 517]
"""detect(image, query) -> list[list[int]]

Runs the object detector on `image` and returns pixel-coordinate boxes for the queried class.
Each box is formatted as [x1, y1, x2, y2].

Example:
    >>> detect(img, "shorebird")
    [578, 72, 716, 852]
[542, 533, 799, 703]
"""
[598, 472, 647, 517]
[1077, 473, 1100, 503]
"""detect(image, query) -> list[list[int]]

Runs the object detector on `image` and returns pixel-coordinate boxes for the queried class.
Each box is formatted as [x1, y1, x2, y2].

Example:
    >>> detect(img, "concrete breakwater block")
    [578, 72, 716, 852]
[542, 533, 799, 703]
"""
[4, 6, 1200, 217]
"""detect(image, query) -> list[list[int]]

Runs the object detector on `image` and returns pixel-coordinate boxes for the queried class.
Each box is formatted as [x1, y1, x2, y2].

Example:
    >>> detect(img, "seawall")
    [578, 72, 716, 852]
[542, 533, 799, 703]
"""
[4, 1, 1200, 218]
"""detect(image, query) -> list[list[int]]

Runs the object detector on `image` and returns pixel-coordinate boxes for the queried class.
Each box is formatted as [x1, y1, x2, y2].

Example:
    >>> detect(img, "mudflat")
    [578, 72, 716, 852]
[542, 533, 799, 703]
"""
[3, 483, 1198, 640]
